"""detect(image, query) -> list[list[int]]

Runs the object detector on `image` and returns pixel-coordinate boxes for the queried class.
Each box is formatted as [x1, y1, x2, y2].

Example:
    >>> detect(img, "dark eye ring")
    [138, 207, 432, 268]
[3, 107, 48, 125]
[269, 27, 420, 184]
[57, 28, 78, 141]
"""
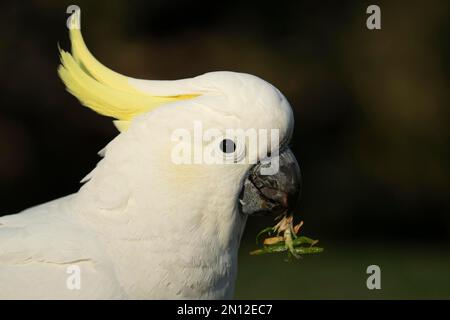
[220, 139, 236, 154]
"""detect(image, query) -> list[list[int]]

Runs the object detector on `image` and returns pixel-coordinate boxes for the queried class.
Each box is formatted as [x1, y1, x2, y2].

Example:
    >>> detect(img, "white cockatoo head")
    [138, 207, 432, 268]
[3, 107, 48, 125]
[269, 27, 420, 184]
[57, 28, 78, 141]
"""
[59, 10, 301, 277]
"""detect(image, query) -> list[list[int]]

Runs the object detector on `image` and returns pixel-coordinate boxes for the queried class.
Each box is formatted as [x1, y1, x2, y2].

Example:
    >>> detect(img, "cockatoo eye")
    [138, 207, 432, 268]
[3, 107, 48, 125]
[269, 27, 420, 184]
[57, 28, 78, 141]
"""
[216, 137, 245, 163]
[220, 139, 236, 154]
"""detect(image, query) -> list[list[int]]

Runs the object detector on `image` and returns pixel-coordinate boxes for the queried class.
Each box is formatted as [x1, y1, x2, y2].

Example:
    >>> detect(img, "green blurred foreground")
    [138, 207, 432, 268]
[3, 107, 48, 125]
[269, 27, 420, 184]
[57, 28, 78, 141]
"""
[235, 242, 450, 299]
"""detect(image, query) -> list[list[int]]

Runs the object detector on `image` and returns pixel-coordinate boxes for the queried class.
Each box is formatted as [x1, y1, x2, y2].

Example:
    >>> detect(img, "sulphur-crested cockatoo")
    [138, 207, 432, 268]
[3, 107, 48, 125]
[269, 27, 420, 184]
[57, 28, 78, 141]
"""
[0, 11, 301, 299]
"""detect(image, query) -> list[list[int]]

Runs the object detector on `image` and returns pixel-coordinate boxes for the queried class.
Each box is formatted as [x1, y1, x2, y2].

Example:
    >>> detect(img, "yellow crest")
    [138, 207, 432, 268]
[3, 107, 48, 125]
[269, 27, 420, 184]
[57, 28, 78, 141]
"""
[58, 10, 198, 132]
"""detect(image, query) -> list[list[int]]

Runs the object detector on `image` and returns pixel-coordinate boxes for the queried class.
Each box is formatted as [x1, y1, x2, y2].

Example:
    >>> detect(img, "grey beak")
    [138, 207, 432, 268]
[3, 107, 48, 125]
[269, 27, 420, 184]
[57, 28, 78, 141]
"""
[239, 148, 301, 215]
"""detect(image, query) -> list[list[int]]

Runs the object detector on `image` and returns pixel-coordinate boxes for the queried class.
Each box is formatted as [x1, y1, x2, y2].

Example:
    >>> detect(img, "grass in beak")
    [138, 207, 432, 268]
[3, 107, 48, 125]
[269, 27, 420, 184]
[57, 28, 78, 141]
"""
[250, 214, 323, 260]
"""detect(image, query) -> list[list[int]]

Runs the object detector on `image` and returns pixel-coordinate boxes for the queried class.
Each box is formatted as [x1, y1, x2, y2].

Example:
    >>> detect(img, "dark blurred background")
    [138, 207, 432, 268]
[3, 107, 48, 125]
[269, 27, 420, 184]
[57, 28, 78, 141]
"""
[1, 0, 449, 299]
